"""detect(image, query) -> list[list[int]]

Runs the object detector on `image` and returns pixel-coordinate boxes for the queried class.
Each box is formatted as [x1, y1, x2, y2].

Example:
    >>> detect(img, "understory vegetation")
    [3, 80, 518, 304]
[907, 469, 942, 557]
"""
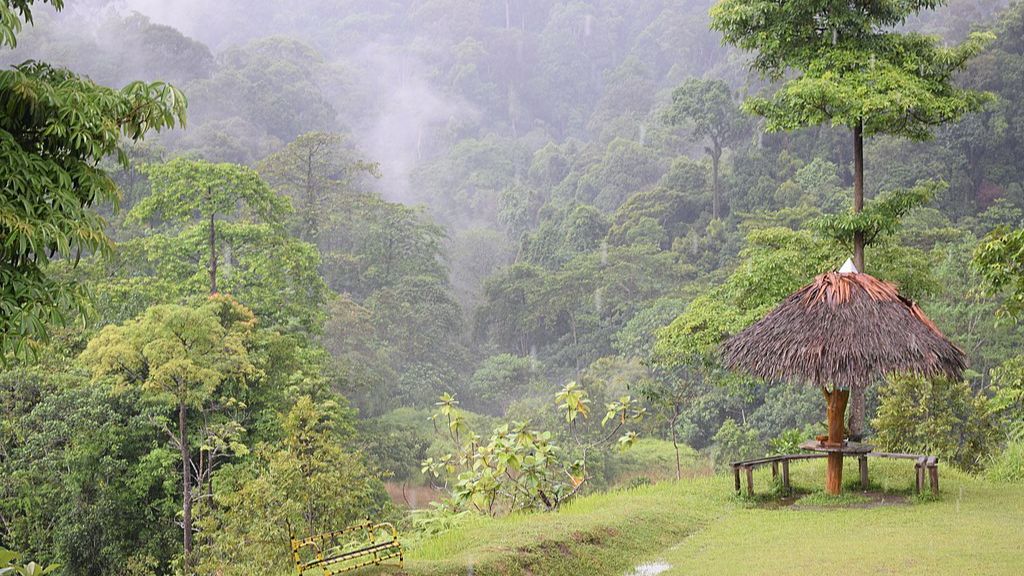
[1, 0, 1024, 575]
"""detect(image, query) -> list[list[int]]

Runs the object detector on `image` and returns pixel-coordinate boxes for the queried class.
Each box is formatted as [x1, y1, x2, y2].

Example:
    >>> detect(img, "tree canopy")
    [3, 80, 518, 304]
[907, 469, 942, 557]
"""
[0, 52, 185, 359]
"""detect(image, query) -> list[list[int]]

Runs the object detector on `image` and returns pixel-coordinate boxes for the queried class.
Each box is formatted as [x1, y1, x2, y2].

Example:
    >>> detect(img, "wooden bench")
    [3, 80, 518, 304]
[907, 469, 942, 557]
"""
[866, 452, 940, 495]
[731, 453, 826, 496]
[731, 452, 939, 496]
[289, 519, 403, 575]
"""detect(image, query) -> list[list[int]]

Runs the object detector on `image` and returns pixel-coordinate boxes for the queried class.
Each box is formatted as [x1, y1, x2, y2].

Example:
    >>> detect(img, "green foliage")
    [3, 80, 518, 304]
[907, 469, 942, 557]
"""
[577, 138, 664, 211]
[990, 356, 1024, 424]
[654, 227, 839, 369]
[79, 297, 256, 410]
[772, 157, 846, 214]
[423, 394, 569, 515]
[0, 548, 58, 576]
[607, 181, 706, 249]
[6, 4, 1024, 573]
[424, 384, 643, 515]
[749, 384, 823, 442]
[973, 226, 1024, 320]
[409, 503, 472, 538]
[712, 0, 993, 138]
[323, 195, 448, 299]
[357, 417, 431, 483]
[664, 78, 747, 150]
[0, 52, 186, 359]
[768, 428, 809, 456]
[94, 222, 328, 333]
[257, 131, 379, 245]
[198, 396, 391, 576]
[78, 297, 258, 570]
[664, 77, 749, 218]
[132, 157, 288, 230]
[0, 1, 62, 48]
[814, 180, 944, 249]
[873, 375, 998, 471]
[467, 354, 546, 416]
[364, 274, 464, 407]
[710, 418, 762, 468]
[185, 36, 338, 148]
[986, 438, 1024, 484]
[0, 364, 179, 574]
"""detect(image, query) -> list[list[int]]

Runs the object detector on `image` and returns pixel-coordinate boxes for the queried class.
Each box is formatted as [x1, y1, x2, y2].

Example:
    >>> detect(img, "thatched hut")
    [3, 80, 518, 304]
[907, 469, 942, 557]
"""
[721, 264, 965, 494]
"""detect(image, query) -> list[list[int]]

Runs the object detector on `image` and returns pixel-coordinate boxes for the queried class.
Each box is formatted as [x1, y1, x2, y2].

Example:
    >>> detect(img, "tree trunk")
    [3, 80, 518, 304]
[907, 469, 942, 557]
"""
[825, 389, 849, 495]
[305, 151, 318, 245]
[852, 122, 865, 272]
[179, 402, 194, 574]
[672, 420, 681, 481]
[849, 385, 866, 442]
[208, 210, 217, 295]
[711, 143, 722, 220]
[849, 121, 866, 440]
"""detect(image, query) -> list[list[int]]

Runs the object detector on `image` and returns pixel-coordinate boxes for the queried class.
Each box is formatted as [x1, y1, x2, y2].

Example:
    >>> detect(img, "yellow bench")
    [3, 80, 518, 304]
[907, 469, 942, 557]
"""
[289, 519, 403, 575]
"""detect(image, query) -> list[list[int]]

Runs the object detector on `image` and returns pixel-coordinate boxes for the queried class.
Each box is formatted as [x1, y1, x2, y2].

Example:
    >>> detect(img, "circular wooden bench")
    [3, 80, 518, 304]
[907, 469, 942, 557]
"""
[731, 451, 939, 496]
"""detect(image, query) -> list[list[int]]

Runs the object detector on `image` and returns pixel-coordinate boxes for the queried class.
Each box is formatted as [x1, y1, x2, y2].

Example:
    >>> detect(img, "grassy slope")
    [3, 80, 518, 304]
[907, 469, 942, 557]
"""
[382, 458, 1024, 576]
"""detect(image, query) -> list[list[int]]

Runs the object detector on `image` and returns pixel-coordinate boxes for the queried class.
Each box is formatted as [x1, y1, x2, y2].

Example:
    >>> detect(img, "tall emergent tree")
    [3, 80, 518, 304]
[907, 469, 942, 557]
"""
[664, 78, 748, 220]
[79, 297, 257, 574]
[257, 131, 379, 245]
[0, 0, 186, 359]
[130, 159, 290, 294]
[711, 0, 993, 437]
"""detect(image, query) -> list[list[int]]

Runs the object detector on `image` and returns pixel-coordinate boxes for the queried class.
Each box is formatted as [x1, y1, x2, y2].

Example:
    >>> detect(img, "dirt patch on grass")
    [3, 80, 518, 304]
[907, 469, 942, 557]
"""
[751, 490, 913, 510]
[793, 491, 912, 509]
[570, 527, 619, 545]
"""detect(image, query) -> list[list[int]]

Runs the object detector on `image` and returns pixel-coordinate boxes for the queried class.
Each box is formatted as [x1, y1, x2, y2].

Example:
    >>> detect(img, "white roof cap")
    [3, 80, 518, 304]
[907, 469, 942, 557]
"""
[839, 258, 859, 274]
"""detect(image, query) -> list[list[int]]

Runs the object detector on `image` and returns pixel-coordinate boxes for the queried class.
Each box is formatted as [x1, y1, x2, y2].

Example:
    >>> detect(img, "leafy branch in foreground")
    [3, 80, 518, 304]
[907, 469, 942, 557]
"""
[0, 55, 186, 360]
[0, 547, 58, 576]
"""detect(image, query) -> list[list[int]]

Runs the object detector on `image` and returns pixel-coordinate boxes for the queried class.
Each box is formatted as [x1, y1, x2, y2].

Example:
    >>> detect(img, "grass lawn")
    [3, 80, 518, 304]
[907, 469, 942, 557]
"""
[377, 458, 1024, 576]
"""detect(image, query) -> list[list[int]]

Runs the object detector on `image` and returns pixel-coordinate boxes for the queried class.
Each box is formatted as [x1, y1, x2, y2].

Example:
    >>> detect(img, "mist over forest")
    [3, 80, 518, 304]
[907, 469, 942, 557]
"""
[3, 1, 1024, 574]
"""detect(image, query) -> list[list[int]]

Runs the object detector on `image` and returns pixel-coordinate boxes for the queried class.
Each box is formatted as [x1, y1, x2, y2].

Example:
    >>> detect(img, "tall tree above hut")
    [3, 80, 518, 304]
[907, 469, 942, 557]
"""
[710, 0, 992, 438]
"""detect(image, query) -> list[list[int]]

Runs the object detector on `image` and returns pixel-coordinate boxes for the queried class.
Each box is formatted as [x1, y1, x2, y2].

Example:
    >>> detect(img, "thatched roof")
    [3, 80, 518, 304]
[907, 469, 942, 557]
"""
[720, 271, 966, 389]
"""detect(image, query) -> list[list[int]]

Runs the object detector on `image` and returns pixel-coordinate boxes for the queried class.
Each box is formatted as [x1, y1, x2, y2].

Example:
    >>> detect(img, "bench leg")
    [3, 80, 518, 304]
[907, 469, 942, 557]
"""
[745, 466, 754, 497]
[859, 455, 869, 490]
[734, 466, 741, 494]
[914, 464, 923, 494]
[782, 459, 791, 494]
[929, 465, 939, 495]
[771, 461, 778, 480]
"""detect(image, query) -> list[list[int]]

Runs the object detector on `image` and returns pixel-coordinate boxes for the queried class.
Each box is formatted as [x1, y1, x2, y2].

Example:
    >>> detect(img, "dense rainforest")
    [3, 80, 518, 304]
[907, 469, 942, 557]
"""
[1, 0, 1024, 574]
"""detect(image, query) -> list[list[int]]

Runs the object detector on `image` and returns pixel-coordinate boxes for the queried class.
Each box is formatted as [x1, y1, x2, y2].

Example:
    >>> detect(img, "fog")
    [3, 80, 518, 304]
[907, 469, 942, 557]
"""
[6, 1, 1024, 573]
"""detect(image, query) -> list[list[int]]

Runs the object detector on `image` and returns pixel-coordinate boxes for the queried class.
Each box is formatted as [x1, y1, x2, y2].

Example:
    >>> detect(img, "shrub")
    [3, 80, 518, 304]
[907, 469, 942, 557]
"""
[986, 441, 1024, 483]
[711, 419, 762, 468]
[872, 375, 998, 471]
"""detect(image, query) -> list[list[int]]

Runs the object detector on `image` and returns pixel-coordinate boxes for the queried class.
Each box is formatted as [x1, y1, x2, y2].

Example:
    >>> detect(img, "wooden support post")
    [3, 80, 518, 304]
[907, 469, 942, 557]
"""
[771, 461, 779, 480]
[824, 389, 850, 495]
[782, 459, 791, 494]
[745, 466, 754, 497]
[859, 455, 869, 490]
[921, 457, 929, 494]
[928, 459, 939, 495]
[733, 466, 741, 494]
